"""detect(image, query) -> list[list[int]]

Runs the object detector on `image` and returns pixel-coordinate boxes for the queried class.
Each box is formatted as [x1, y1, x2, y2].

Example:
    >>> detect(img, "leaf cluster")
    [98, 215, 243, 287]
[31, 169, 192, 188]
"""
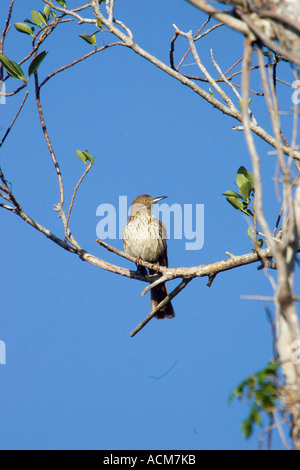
[223, 166, 254, 217]
[0, 51, 47, 83]
[15, 4, 56, 37]
[228, 362, 281, 438]
[0, 3, 56, 83]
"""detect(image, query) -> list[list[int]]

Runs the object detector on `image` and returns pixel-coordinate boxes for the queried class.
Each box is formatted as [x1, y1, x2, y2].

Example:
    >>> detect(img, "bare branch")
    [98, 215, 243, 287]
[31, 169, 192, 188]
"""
[43, 0, 94, 24]
[39, 42, 120, 88]
[0, 82, 28, 98]
[96, 239, 167, 274]
[0, 91, 29, 148]
[0, 202, 16, 212]
[34, 74, 65, 208]
[186, 0, 249, 35]
[0, 0, 15, 58]
[130, 279, 192, 337]
[141, 275, 170, 297]
[66, 162, 94, 228]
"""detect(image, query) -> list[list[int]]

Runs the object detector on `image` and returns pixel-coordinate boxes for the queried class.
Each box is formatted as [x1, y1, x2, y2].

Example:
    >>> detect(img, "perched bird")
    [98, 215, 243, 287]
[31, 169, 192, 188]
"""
[123, 194, 175, 320]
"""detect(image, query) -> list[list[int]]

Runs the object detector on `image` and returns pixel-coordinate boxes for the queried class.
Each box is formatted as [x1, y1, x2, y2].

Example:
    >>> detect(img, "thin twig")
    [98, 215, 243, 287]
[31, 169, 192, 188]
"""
[141, 275, 170, 296]
[34, 73, 64, 207]
[240, 295, 275, 301]
[265, 306, 279, 362]
[257, 413, 291, 450]
[273, 174, 300, 237]
[130, 279, 192, 337]
[0, 82, 27, 98]
[175, 25, 237, 112]
[39, 42, 120, 88]
[0, 91, 29, 148]
[0, 202, 15, 212]
[273, 410, 292, 450]
[210, 49, 243, 103]
[66, 162, 93, 228]
[174, 19, 222, 70]
[43, 0, 95, 24]
[54, 203, 82, 250]
[0, 0, 15, 58]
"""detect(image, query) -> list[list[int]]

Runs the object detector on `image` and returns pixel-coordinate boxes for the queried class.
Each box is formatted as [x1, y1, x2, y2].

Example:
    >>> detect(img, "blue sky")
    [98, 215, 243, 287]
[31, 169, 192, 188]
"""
[0, 0, 298, 450]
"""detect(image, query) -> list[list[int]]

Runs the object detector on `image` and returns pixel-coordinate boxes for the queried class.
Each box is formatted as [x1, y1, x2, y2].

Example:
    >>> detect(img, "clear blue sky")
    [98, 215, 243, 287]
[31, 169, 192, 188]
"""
[0, 0, 297, 450]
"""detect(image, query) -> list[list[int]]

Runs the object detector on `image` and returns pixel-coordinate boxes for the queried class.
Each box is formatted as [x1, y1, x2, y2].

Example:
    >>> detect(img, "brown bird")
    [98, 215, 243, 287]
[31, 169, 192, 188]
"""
[123, 194, 175, 320]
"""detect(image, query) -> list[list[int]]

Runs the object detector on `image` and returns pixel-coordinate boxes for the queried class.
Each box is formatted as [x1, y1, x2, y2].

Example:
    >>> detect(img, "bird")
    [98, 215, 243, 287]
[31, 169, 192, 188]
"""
[123, 194, 175, 320]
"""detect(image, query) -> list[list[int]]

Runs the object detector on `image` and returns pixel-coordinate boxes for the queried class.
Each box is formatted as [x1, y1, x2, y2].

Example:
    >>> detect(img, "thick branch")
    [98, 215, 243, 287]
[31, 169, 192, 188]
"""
[185, 0, 249, 35]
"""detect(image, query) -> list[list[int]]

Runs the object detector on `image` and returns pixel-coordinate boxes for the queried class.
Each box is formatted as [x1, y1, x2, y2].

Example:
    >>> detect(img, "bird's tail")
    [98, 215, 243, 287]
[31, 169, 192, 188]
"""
[150, 276, 175, 320]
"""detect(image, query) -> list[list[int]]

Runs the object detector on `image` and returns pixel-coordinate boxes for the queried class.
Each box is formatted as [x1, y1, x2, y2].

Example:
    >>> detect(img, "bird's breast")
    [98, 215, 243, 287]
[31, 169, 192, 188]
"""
[123, 212, 166, 263]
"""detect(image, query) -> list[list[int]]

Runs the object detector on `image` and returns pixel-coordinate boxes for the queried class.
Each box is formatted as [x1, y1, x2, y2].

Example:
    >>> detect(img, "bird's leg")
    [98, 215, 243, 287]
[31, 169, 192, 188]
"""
[135, 258, 148, 276]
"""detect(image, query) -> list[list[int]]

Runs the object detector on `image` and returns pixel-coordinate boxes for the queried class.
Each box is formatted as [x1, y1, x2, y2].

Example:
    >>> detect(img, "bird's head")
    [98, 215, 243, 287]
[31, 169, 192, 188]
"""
[130, 194, 167, 216]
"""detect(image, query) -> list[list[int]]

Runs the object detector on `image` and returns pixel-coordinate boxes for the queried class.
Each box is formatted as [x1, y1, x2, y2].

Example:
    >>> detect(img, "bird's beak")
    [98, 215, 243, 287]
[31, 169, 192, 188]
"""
[153, 196, 167, 204]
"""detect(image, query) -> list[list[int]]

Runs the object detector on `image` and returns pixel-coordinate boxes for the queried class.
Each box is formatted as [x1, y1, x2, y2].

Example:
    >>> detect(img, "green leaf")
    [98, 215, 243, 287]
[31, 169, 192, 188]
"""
[264, 362, 280, 376]
[76, 150, 94, 164]
[256, 238, 263, 248]
[55, 0, 67, 7]
[242, 418, 253, 438]
[240, 181, 252, 200]
[222, 190, 243, 199]
[44, 4, 51, 22]
[251, 405, 262, 426]
[238, 98, 252, 111]
[226, 196, 245, 212]
[246, 170, 254, 188]
[50, 11, 57, 19]
[28, 51, 48, 77]
[262, 51, 272, 58]
[256, 370, 267, 385]
[0, 54, 24, 79]
[236, 166, 254, 194]
[14, 22, 35, 36]
[76, 150, 87, 163]
[226, 196, 253, 217]
[96, 19, 102, 28]
[236, 166, 248, 189]
[24, 18, 36, 26]
[39, 11, 48, 25]
[79, 34, 97, 46]
[81, 150, 94, 164]
[31, 9, 44, 27]
[228, 383, 245, 404]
